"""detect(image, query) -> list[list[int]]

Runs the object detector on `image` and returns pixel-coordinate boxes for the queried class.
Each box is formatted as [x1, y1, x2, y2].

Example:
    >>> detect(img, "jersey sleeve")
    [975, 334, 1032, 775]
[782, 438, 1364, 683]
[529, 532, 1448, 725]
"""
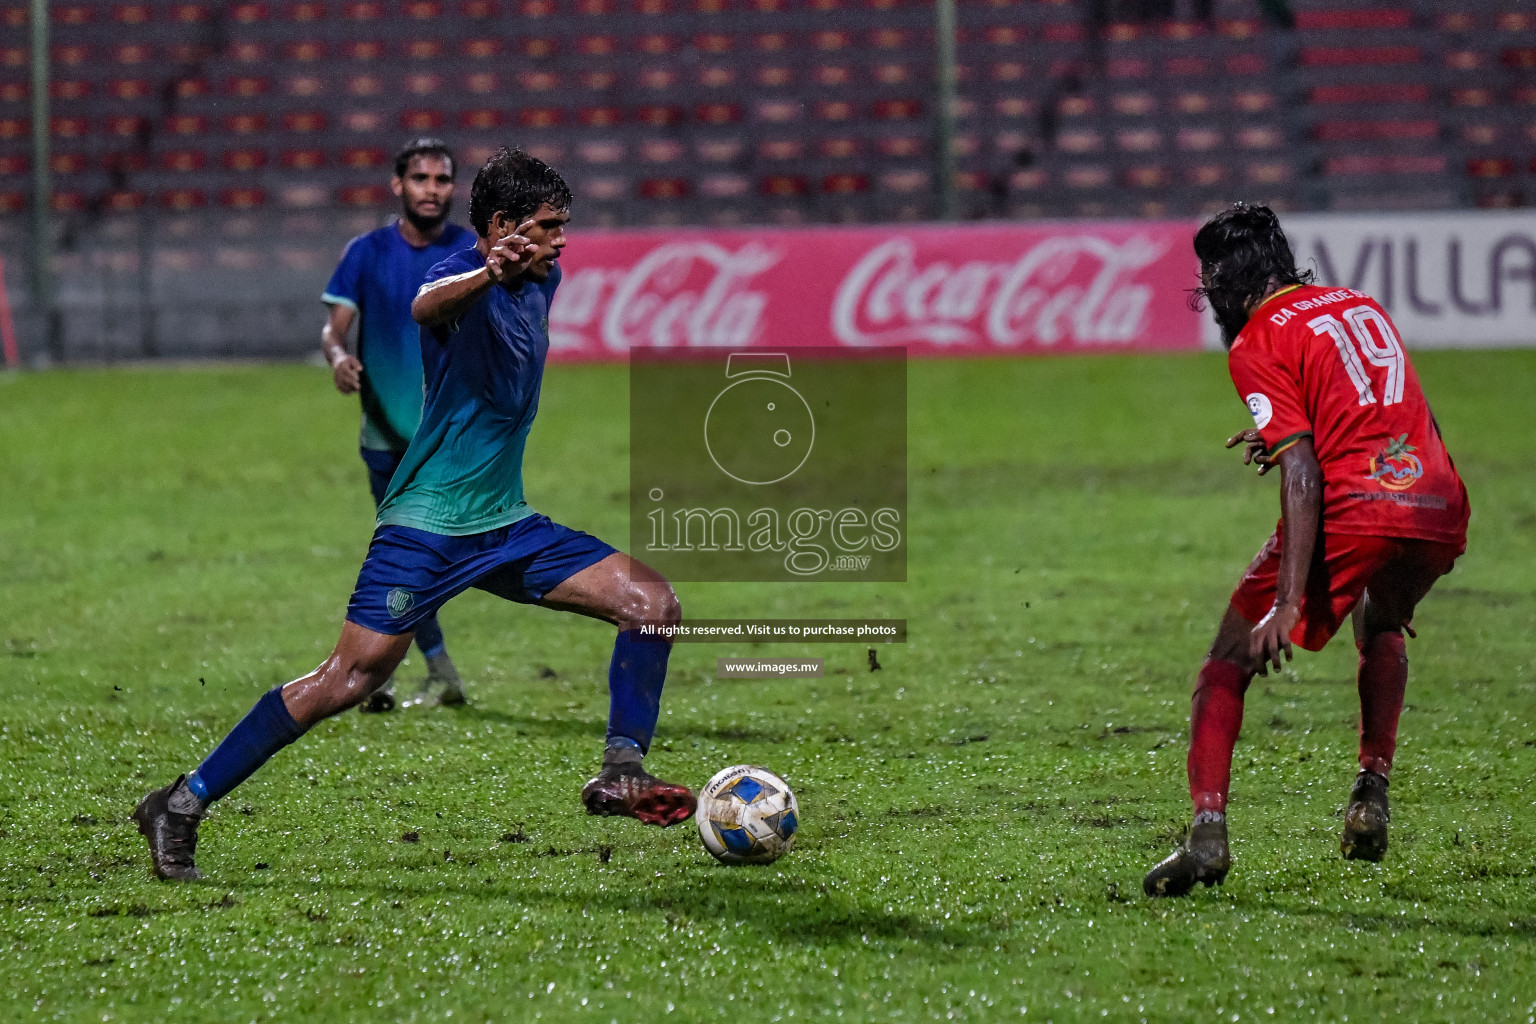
[321, 235, 367, 310]
[1228, 331, 1313, 457]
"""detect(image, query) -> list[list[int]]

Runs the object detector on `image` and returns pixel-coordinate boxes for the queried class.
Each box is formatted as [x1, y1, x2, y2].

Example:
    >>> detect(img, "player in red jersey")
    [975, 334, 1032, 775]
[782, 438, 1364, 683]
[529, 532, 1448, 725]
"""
[1144, 204, 1470, 897]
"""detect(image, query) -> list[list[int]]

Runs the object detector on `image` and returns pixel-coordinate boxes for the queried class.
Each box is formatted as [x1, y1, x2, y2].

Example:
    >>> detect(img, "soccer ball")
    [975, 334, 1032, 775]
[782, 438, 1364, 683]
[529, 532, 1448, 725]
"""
[696, 765, 799, 865]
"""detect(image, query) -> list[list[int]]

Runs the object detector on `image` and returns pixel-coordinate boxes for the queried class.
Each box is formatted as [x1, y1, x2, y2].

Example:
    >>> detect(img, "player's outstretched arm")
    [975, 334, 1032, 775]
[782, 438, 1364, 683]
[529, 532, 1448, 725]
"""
[321, 303, 362, 394]
[412, 216, 538, 327]
[1250, 437, 1322, 673]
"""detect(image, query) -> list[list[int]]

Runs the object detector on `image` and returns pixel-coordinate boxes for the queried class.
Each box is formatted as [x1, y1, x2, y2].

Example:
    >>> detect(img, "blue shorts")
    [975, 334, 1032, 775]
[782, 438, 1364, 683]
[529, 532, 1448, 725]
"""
[346, 515, 617, 635]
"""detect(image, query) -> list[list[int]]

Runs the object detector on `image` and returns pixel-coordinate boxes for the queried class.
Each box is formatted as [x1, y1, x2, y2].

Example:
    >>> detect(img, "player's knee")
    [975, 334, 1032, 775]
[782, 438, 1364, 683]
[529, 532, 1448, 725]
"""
[615, 579, 680, 631]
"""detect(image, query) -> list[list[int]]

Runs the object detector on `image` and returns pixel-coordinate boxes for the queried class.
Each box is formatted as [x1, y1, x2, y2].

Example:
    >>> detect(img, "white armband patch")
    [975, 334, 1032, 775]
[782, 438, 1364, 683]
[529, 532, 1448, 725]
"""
[1245, 393, 1273, 429]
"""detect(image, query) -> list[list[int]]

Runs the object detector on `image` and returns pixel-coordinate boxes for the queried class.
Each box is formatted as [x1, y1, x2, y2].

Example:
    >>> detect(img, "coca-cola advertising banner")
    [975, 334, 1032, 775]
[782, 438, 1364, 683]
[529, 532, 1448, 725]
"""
[547, 221, 1205, 361]
[1280, 210, 1536, 349]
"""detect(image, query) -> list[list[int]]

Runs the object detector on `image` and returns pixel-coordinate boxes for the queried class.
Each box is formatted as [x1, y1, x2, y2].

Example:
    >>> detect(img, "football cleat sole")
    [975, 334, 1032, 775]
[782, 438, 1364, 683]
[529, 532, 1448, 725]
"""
[582, 771, 697, 828]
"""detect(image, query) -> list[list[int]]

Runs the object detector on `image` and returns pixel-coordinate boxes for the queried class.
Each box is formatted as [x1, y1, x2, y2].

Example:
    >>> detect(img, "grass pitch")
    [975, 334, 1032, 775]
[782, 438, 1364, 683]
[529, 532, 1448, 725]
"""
[1, 351, 1533, 1024]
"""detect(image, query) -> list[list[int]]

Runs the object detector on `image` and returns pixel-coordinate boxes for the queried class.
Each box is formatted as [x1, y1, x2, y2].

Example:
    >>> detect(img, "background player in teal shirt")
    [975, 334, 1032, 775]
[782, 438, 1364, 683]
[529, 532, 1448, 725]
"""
[320, 138, 475, 711]
[135, 149, 695, 881]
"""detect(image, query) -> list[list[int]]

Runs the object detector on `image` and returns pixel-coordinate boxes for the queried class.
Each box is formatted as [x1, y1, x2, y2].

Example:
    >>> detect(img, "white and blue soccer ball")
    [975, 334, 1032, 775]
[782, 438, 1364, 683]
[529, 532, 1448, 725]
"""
[697, 765, 799, 865]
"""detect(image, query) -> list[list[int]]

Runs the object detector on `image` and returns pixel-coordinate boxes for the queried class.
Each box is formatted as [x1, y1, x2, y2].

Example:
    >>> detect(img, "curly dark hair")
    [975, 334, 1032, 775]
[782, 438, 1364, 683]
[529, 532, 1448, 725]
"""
[1190, 202, 1313, 347]
[393, 137, 455, 179]
[468, 148, 573, 236]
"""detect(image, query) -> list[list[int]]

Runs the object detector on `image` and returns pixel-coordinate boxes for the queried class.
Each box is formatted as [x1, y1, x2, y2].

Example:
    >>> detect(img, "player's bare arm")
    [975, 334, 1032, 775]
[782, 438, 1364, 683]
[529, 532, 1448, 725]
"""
[1249, 437, 1322, 674]
[320, 303, 363, 395]
[411, 214, 539, 327]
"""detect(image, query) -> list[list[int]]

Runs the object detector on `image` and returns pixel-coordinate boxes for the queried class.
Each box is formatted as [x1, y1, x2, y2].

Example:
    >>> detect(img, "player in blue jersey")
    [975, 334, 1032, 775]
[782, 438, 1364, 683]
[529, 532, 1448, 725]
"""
[133, 149, 695, 881]
[320, 138, 476, 711]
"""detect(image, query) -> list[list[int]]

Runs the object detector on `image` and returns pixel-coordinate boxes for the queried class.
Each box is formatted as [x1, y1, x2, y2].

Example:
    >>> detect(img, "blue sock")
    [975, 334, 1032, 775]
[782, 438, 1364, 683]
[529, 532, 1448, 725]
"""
[606, 630, 671, 755]
[414, 613, 446, 661]
[185, 686, 305, 805]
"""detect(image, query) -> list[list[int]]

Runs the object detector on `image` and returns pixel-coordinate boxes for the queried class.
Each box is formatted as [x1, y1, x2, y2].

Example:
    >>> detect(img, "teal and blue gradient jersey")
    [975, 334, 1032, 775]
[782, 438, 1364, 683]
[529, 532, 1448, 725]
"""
[376, 249, 561, 536]
[322, 222, 476, 453]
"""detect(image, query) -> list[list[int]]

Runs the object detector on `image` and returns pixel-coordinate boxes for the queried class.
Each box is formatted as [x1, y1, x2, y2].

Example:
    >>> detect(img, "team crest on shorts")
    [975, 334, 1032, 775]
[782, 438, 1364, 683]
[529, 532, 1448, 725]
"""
[1365, 434, 1423, 491]
[386, 588, 416, 618]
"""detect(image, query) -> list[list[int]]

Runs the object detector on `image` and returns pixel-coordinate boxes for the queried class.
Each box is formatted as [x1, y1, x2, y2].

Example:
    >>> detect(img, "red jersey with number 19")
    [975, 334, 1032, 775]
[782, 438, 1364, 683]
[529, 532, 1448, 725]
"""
[1227, 284, 1469, 545]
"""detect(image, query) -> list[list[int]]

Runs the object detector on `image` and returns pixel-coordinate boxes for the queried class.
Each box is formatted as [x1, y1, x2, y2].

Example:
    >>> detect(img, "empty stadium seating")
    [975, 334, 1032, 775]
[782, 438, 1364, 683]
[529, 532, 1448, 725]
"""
[0, 0, 1529, 227]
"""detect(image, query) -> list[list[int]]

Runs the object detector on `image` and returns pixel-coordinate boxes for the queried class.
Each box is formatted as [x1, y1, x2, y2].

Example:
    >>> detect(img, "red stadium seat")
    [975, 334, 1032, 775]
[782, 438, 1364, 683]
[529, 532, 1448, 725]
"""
[1295, 9, 1411, 30]
[1236, 126, 1284, 149]
[0, 117, 26, 141]
[822, 172, 869, 194]
[0, 83, 26, 103]
[634, 34, 676, 55]
[343, 111, 384, 131]
[519, 108, 562, 127]
[222, 149, 268, 171]
[1309, 83, 1431, 104]
[819, 137, 859, 158]
[163, 114, 205, 136]
[52, 4, 92, 24]
[170, 4, 209, 22]
[461, 109, 502, 129]
[286, 75, 325, 97]
[579, 107, 622, 126]
[635, 105, 683, 126]
[756, 66, 794, 87]
[226, 113, 269, 134]
[758, 139, 802, 159]
[231, 2, 270, 22]
[641, 177, 689, 198]
[700, 174, 750, 198]
[638, 69, 680, 89]
[285, 41, 327, 61]
[513, 0, 549, 14]
[161, 150, 207, 172]
[1506, 48, 1536, 69]
[106, 115, 146, 137]
[229, 42, 268, 63]
[338, 184, 389, 205]
[577, 140, 625, 163]
[346, 74, 383, 95]
[877, 135, 921, 157]
[102, 151, 147, 171]
[877, 62, 916, 85]
[113, 4, 153, 23]
[340, 146, 387, 168]
[404, 0, 444, 17]
[1323, 154, 1444, 175]
[103, 190, 146, 211]
[1245, 162, 1291, 184]
[49, 153, 87, 173]
[287, 2, 326, 20]
[817, 100, 855, 121]
[0, 192, 25, 212]
[281, 148, 327, 169]
[1498, 12, 1534, 31]
[697, 66, 737, 87]
[1176, 127, 1221, 151]
[464, 71, 499, 93]
[1449, 88, 1494, 108]
[401, 110, 446, 130]
[1444, 50, 1486, 71]
[760, 174, 808, 196]
[813, 65, 852, 87]
[639, 139, 684, 162]
[51, 44, 90, 67]
[50, 80, 89, 101]
[813, 30, 852, 51]
[873, 99, 921, 120]
[1467, 158, 1515, 178]
[106, 79, 149, 101]
[405, 73, 443, 95]
[343, 1, 382, 17]
[696, 139, 743, 161]
[579, 71, 618, 89]
[1312, 120, 1438, 142]
[283, 111, 327, 132]
[403, 40, 445, 59]
[695, 103, 742, 124]
[1299, 46, 1420, 66]
[226, 76, 271, 97]
[754, 32, 792, 52]
[1124, 165, 1168, 188]
[50, 191, 87, 211]
[463, 38, 504, 57]
[113, 43, 153, 64]
[755, 98, 801, 122]
[1116, 127, 1162, 152]
[174, 78, 209, 99]
[695, 33, 734, 53]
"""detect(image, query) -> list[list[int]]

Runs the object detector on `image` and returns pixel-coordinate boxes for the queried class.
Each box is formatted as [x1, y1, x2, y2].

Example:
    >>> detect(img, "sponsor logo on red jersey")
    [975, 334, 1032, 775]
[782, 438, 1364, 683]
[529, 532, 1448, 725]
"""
[1365, 434, 1424, 491]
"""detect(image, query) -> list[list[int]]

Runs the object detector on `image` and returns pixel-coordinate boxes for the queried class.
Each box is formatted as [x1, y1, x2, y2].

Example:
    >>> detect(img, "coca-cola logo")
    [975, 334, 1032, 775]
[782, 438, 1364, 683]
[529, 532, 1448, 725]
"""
[831, 236, 1166, 348]
[550, 242, 780, 351]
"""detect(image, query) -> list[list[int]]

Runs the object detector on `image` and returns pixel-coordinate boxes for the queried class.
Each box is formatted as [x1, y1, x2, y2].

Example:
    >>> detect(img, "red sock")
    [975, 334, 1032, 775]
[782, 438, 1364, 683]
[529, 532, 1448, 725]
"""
[1187, 659, 1252, 814]
[1357, 632, 1408, 778]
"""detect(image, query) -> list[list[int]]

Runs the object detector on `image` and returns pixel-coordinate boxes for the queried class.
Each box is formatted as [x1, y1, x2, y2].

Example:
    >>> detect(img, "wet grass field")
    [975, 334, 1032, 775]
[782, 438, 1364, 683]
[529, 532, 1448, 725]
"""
[0, 351, 1533, 1023]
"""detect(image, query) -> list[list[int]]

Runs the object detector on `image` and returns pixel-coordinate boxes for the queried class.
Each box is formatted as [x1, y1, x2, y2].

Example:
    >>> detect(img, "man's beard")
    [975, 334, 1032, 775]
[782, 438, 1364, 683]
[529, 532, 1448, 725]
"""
[403, 198, 450, 233]
[1208, 291, 1252, 348]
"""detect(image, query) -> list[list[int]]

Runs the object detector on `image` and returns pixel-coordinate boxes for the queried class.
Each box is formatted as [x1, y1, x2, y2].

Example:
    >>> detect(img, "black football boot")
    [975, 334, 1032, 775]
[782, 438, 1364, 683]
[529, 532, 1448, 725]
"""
[131, 776, 204, 881]
[1143, 819, 1231, 897]
[1341, 769, 1390, 861]
[581, 748, 695, 828]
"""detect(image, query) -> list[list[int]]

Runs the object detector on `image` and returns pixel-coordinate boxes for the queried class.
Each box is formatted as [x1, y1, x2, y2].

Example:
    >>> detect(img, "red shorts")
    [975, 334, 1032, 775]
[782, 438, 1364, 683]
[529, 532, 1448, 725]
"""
[1230, 528, 1464, 652]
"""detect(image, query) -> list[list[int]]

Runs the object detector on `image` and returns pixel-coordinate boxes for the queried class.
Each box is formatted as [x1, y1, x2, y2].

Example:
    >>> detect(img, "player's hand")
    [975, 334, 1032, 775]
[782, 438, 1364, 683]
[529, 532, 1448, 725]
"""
[1250, 603, 1300, 675]
[1226, 428, 1274, 476]
[331, 352, 363, 394]
[485, 219, 540, 282]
